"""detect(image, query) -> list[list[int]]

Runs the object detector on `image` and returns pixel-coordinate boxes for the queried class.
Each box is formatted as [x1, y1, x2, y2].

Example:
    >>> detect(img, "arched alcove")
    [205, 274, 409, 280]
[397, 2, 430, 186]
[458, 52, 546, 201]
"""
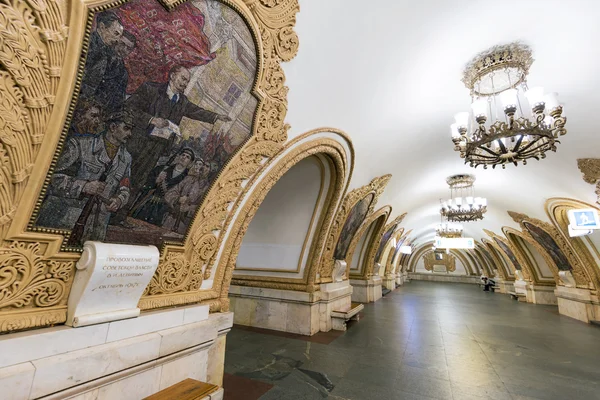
[235, 156, 326, 279]
[349, 215, 386, 279]
[350, 220, 378, 276]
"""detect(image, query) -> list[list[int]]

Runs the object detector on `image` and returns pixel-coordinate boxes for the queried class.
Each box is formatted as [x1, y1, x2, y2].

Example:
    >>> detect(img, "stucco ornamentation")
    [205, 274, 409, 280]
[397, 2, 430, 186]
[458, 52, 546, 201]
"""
[508, 210, 593, 289]
[319, 174, 391, 281]
[0, 0, 300, 332]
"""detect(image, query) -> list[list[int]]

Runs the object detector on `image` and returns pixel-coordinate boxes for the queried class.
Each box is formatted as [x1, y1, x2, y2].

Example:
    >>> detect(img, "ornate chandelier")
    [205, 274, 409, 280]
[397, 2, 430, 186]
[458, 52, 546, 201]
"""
[436, 222, 463, 238]
[451, 42, 567, 169]
[440, 174, 487, 222]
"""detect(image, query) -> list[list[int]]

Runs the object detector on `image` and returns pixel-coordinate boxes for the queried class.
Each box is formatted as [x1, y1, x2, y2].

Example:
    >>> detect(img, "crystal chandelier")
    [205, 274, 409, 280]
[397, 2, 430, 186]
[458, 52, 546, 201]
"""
[436, 222, 463, 238]
[440, 174, 487, 222]
[451, 42, 567, 169]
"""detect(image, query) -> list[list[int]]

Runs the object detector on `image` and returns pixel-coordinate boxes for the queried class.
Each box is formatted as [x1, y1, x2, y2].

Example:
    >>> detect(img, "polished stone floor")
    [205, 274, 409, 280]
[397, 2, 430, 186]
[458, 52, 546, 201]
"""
[223, 281, 600, 399]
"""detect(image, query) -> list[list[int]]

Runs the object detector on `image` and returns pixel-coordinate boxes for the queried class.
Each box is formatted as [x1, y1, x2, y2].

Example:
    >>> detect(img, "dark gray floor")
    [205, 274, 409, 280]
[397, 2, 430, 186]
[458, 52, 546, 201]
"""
[224, 281, 600, 399]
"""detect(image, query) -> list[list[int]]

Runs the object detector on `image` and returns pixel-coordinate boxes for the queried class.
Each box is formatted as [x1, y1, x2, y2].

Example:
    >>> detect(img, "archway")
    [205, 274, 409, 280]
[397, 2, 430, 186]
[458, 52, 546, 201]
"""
[222, 130, 353, 335]
[347, 206, 391, 303]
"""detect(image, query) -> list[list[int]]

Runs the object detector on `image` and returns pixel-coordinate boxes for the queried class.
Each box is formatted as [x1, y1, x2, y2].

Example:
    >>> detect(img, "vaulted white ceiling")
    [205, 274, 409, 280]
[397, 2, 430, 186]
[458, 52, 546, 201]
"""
[283, 0, 600, 245]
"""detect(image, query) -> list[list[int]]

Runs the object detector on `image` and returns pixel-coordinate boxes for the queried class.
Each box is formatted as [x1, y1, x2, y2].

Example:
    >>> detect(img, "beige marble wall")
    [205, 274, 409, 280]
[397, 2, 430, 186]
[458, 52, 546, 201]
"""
[408, 272, 480, 285]
[383, 274, 397, 291]
[527, 285, 557, 305]
[555, 286, 600, 323]
[0, 308, 232, 400]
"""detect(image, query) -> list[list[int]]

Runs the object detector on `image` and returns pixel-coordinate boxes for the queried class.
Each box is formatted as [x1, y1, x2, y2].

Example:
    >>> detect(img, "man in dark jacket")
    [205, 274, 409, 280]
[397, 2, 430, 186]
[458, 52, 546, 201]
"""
[79, 11, 126, 115]
[118, 65, 230, 225]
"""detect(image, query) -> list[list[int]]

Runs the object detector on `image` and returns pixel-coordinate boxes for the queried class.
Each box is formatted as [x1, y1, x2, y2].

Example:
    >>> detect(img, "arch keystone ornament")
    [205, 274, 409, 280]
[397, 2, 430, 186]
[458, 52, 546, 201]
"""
[508, 210, 595, 289]
[0, 0, 300, 332]
[319, 174, 392, 281]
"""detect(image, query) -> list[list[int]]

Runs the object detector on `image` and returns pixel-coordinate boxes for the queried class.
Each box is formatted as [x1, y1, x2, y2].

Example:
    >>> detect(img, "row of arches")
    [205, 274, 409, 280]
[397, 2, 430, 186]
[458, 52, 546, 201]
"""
[398, 198, 600, 323]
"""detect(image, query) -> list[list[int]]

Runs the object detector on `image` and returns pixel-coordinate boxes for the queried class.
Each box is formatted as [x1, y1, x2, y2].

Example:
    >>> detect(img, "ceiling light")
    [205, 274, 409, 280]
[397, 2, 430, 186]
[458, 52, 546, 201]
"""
[450, 42, 567, 169]
[440, 174, 487, 222]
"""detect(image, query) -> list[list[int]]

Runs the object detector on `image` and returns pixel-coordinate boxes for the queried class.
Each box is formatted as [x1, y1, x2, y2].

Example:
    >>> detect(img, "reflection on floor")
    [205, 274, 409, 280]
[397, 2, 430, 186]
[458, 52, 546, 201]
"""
[224, 281, 600, 400]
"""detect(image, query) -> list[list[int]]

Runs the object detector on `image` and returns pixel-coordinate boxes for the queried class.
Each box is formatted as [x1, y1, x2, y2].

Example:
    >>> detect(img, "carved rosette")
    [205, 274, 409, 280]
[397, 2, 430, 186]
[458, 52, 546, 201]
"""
[319, 174, 392, 281]
[0, 0, 300, 331]
[508, 210, 595, 289]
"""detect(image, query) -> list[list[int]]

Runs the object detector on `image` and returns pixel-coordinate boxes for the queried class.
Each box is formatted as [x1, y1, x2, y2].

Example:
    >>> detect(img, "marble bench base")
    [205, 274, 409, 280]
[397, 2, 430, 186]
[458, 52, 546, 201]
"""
[331, 303, 364, 331]
[555, 286, 600, 323]
[526, 284, 557, 305]
[229, 281, 354, 336]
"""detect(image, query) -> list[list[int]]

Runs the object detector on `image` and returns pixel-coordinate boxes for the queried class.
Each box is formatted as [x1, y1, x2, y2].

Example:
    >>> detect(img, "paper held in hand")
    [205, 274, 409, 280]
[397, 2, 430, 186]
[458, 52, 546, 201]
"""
[150, 120, 181, 140]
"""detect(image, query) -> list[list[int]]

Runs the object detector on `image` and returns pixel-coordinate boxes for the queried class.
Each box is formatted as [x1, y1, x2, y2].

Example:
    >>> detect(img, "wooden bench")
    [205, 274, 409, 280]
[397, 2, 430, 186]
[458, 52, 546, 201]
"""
[143, 378, 219, 400]
[331, 302, 364, 331]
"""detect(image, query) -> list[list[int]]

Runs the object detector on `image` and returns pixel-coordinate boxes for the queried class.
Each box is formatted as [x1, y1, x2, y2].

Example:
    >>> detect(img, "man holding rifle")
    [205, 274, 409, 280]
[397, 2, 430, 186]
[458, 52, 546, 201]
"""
[37, 112, 134, 246]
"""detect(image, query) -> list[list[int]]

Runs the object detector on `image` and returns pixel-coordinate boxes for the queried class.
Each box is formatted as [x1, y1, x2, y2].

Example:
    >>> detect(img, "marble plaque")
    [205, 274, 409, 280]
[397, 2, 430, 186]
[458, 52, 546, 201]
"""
[67, 241, 160, 327]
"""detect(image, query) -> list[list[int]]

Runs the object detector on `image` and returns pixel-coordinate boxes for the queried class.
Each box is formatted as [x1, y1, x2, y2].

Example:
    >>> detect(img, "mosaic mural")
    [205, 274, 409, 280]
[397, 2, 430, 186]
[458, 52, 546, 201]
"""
[334, 193, 374, 260]
[523, 222, 572, 271]
[375, 223, 398, 262]
[494, 238, 522, 270]
[33, 0, 258, 248]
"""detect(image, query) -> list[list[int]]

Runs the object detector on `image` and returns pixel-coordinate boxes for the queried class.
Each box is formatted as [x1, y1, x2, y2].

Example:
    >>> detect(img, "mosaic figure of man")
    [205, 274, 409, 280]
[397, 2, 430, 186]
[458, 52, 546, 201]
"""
[37, 112, 134, 246]
[122, 65, 230, 218]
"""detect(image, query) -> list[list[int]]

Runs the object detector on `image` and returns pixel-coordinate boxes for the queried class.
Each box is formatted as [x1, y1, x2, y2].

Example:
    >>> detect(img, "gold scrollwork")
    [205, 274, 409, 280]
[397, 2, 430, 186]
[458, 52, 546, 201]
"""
[423, 251, 456, 272]
[577, 158, 600, 205]
[544, 198, 600, 292]
[502, 227, 559, 286]
[508, 210, 594, 289]
[0, 241, 74, 330]
[484, 229, 533, 282]
[319, 174, 392, 281]
[219, 131, 351, 295]
[0, 0, 300, 332]
[481, 238, 513, 281]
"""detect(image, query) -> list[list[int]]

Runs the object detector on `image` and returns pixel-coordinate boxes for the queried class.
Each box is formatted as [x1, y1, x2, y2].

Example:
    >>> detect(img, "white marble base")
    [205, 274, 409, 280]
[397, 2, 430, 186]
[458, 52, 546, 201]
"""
[229, 283, 353, 335]
[0, 306, 232, 399]
[514, 280, 528, 302]
[527, 284, 557, 305]
[350, 277, 382, 303]
[555, 286, 600, 323]
[383, 274, 397, 291]
[408, 272, 480, 284]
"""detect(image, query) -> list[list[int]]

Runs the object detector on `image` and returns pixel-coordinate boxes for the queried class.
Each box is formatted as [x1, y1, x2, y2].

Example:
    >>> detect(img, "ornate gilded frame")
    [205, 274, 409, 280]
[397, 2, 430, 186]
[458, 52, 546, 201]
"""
[423, 251, 456, 272]
[221, 129, 353, 294]
[481, 238, 513, 281]
[502, 227, 558, 286]
[319, 174, 391, 281]
[346, 206, 391, 280]
[0, 0, 300, 332]
[545, 198, 600, 293]
[508, 210, 595, 289]
[386, 228, 411, 276]
[484, 229, 531, 281]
